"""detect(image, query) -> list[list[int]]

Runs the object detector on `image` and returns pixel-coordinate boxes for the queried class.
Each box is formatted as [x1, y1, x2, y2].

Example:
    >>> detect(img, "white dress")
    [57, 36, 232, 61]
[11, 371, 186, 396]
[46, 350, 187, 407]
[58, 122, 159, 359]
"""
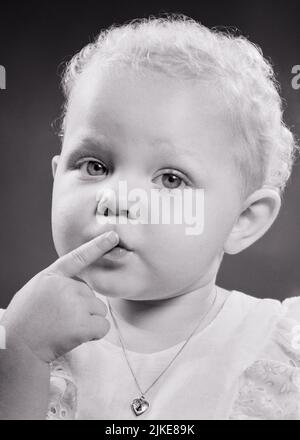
[1, 290, 300, 419]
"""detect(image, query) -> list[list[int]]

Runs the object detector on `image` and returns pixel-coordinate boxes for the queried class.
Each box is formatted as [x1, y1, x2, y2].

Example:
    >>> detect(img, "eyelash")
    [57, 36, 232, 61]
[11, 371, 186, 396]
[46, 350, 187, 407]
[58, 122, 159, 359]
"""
[74, 158, 108, 175]
[73, 157, 191, 188]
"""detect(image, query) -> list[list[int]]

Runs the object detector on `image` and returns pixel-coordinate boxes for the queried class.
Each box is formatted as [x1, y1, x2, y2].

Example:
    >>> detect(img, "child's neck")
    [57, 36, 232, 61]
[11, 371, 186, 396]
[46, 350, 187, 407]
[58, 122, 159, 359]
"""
[101, 283, 229, 353]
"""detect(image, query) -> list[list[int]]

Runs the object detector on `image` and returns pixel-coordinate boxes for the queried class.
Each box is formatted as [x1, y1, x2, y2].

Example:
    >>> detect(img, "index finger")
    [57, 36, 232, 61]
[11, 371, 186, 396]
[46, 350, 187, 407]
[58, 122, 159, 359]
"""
[45, 231, 119, 278]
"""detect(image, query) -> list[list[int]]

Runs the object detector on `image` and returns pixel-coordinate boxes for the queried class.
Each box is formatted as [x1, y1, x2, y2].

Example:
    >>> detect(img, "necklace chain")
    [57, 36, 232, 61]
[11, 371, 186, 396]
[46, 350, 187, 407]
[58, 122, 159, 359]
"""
[107, 286, 218, 398]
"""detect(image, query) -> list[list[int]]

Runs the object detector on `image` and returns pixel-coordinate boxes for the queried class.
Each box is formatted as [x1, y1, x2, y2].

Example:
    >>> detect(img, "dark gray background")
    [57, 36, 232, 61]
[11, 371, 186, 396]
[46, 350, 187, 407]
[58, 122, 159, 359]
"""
[0, 0, 299, 307]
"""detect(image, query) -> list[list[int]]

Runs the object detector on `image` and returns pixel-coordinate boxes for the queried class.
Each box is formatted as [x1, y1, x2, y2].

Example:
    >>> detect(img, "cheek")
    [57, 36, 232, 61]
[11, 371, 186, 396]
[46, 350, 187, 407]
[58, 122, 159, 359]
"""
[146, 223, 205, 269]
[145, 206, 228, 274]
[145, 230, 206, 292]
[204, 195, 240, 248]
[51, 185, 92, 255]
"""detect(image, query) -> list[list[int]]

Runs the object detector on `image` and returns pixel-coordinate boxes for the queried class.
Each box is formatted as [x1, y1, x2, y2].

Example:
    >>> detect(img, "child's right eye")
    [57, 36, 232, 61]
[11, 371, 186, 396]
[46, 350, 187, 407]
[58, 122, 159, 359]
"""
[75, 159, 108, 177]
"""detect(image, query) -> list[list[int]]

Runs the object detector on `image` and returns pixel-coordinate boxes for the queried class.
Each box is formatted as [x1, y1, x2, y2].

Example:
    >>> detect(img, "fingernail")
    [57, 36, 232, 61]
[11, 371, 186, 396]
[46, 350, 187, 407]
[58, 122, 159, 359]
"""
[106, 231, 118, 245]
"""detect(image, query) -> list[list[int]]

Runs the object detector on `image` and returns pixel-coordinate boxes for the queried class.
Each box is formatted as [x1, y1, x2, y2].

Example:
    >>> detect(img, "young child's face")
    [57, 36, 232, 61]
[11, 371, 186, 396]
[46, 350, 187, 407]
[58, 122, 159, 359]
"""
[51, 63, 243, 300]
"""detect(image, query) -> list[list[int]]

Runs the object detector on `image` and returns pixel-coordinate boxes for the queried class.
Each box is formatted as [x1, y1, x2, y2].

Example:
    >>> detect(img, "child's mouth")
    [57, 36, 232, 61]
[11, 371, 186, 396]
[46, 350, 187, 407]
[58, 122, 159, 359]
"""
[103, 245, 133, 261]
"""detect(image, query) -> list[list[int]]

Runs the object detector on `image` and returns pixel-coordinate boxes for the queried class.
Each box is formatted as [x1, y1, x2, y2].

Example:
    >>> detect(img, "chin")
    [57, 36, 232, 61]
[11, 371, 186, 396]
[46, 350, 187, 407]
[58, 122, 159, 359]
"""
[78, 269, 128, 297]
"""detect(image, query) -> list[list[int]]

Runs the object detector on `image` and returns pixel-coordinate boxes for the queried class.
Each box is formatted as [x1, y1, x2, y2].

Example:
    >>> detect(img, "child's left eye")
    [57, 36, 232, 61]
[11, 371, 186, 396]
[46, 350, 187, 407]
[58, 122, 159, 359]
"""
[154, 173, 188, 190]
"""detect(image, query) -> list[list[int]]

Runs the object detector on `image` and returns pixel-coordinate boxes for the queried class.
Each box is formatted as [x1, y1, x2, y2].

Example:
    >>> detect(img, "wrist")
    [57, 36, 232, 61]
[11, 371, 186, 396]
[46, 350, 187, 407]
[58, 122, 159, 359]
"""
[1, 322, 49, 368]
[0, 324, 51, 420]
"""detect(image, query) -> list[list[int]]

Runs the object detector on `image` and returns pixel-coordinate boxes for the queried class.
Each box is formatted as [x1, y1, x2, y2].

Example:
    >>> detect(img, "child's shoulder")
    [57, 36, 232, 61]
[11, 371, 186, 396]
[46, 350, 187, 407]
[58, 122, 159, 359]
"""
[227, 287, 300, 322]
[226, 289, 300, 359]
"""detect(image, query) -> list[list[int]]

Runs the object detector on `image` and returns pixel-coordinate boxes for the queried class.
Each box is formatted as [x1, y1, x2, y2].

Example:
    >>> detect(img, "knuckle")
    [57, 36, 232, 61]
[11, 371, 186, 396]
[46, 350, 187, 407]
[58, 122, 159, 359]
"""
[32, 272, 50, 290]
[102, 318, 111, 334]
[70, 249, 87, 266]
[89, 298, 107, 315]
[96, 297, 108, 311]
[89, 318, 111, 341]
[97, 318, 111, 336]
[98, 300, 108, 316]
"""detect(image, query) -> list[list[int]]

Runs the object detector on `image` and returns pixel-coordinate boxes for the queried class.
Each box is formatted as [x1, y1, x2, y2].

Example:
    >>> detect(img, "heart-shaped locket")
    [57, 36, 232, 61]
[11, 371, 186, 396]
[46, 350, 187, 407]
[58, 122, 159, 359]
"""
[131, 396, 150, 416]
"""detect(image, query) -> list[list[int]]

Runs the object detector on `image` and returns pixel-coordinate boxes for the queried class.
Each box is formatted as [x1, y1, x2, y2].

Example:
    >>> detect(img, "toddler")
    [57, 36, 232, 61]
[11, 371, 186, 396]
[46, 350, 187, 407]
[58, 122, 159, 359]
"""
[0, 14, 300, 420]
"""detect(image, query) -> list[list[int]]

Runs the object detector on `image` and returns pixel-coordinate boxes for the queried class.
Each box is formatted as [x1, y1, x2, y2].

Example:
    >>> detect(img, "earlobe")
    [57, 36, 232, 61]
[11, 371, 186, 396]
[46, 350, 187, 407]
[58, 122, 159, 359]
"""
[223, 187, 282, 255]
[51, 155, 60, 179]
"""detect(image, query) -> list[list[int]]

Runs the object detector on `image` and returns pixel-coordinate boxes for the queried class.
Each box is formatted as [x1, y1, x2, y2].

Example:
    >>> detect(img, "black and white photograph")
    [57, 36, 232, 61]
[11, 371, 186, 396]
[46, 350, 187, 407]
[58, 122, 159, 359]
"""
[0, 0, 300, 421]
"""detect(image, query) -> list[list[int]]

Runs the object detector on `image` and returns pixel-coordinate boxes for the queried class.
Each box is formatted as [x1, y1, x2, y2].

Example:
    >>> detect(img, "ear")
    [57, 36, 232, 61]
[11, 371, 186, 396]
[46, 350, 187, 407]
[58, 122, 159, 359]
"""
[51, 155, 60, 179]
[223, 187, 281, 255]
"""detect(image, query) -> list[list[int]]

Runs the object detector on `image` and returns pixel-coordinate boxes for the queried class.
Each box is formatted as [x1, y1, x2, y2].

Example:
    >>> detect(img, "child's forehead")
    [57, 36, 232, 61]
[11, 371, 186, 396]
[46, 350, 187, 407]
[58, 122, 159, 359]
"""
[69, 63, 234, 135]
[74, 60, 227, 110]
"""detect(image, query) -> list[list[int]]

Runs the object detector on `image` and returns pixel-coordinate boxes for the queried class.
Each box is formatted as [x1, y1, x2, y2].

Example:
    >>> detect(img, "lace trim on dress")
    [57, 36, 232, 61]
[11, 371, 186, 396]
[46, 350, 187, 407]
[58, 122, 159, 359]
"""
[46, 357, 77, 420]
[230, 358, 300, 420]
[230, 303, 300, 420]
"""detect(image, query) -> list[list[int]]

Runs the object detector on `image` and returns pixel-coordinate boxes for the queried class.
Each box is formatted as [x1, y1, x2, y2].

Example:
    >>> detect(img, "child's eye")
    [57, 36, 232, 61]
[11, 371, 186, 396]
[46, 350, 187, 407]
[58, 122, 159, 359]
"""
[76, 159, 108, 177]
[154, 172, 188, 190]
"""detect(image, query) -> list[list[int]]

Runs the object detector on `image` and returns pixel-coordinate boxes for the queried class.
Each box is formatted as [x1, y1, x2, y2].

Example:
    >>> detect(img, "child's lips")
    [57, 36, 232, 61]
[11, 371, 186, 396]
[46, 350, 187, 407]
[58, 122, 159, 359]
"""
[103, 245, 133, 261]
[92, 228, 133, 251]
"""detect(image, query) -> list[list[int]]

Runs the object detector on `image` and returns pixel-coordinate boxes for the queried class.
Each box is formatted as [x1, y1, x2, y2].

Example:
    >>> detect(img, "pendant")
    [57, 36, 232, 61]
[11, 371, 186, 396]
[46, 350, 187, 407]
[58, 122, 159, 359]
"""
[131, 396, 150, 416]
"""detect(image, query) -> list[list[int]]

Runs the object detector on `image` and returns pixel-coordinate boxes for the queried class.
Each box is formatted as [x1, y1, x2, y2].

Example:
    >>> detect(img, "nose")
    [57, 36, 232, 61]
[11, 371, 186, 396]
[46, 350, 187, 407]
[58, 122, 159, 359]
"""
[96, 183, 137, 219]
[97, 191, 128, 218]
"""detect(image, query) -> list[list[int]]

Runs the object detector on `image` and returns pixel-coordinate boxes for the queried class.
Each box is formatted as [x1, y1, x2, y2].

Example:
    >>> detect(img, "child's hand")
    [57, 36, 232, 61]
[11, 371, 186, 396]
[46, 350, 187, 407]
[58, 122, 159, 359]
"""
[0, 231, 119, 364]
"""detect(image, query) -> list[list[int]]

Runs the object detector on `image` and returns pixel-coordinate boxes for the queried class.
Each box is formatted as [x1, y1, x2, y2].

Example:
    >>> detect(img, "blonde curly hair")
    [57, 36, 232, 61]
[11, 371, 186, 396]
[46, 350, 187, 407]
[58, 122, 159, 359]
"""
[58, 13, 299, 199]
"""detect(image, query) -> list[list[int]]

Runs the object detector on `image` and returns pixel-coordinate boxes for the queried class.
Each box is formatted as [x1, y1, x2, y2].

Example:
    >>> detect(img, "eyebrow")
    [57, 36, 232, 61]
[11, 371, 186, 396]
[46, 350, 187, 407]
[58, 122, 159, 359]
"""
[65, 139, 113, 164]
[152, 138, 199, 160]
[64, 136, 206, 178]
[66, 136, 198, 157]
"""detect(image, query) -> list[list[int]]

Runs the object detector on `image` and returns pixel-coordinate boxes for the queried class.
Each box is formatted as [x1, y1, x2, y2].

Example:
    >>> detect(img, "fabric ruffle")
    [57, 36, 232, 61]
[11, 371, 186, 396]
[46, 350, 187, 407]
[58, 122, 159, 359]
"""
[230, 297, 300, 420]
[47, 357, 77, 420]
